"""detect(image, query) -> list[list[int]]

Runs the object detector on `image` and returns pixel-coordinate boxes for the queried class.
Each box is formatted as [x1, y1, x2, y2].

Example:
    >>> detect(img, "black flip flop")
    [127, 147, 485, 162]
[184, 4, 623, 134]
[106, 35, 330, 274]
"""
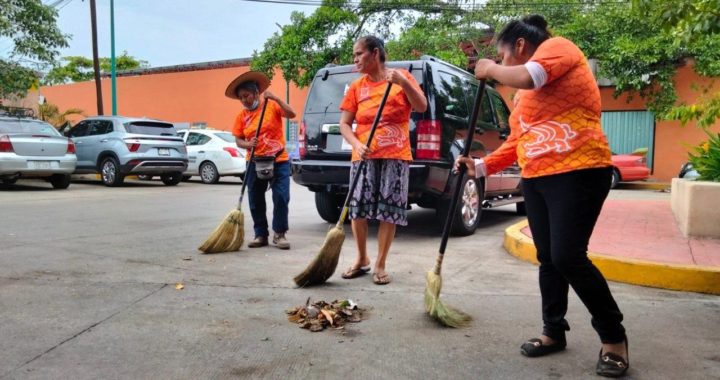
[341, 266, 370, 279]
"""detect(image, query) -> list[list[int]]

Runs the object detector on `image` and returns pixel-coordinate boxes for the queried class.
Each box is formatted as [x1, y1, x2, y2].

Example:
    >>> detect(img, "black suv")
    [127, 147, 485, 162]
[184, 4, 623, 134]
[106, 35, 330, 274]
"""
[292, 56, 524, 235]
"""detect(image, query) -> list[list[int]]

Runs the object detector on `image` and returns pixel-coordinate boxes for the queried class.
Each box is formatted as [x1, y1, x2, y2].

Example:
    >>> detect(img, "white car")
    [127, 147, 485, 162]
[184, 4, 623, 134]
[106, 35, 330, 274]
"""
[176, 129, 246, 184]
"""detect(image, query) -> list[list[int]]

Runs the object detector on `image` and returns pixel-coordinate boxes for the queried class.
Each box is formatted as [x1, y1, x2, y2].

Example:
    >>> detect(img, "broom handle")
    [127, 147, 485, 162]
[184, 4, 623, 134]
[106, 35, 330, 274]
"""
[237, 97, 270, 209]
[434, 80, 487, 273]
[335, 82, 393, 228]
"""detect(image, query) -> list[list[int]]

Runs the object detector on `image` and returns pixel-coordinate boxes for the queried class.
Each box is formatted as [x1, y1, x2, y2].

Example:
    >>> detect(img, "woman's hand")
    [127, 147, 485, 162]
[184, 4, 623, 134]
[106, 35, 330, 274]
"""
[263, 91, 279, 103]
[385, 69, 407, 86]
[246, 137, 258, 148]
[474, 59, 496, 80]
[453, 156, 477, 178]
[354, 141, 371, 159]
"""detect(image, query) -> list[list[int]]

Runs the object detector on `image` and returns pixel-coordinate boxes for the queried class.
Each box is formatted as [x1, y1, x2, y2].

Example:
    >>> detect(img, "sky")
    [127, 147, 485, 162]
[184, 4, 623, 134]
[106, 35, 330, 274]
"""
[3, 0, 319, 68]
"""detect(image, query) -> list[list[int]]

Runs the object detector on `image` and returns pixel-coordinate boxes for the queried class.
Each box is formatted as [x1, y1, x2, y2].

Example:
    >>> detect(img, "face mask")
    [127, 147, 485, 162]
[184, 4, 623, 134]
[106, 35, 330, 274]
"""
[244, 98, 259, 111]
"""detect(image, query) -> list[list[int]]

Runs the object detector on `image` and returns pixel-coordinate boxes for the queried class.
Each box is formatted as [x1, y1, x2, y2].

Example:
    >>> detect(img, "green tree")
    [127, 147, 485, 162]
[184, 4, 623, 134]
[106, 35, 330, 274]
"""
[42, 52, 149, 85]
[0, 0, 68, 98]
[38, 102, 84, 129]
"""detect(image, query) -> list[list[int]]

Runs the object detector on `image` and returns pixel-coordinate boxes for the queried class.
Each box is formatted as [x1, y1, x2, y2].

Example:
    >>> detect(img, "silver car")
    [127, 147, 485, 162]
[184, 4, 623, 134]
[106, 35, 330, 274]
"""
[0, 112, 77, 189]
[68, 116, 188, 186]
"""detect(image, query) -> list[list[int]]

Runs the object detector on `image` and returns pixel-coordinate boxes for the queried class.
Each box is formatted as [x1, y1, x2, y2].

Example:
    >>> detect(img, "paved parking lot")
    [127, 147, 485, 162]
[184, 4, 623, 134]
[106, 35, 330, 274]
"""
[1, 178, 719, 379]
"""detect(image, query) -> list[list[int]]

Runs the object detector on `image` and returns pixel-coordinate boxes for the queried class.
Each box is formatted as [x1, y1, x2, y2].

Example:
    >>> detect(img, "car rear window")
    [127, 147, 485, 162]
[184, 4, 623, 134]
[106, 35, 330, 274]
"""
[124, 121, 177, 136]
[0, 119, 61, 136]
[305, 68, 423, 114]
[215, 132, 235, 142]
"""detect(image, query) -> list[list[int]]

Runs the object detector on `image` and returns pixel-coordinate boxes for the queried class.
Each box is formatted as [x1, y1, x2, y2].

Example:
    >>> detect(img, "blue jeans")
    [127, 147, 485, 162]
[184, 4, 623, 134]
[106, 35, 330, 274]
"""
[245, 161, 290, 238]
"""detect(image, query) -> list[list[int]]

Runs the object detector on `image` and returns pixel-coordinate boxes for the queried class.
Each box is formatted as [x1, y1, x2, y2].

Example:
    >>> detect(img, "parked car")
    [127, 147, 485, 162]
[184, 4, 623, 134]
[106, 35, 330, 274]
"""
[610, 151, 651, 188]
[0, 107, 76, 189]
[292, 56, 524, 236]
[175, 129, 246, 183]
[66, 116, 188, 186]
[678, 161, 699, 180]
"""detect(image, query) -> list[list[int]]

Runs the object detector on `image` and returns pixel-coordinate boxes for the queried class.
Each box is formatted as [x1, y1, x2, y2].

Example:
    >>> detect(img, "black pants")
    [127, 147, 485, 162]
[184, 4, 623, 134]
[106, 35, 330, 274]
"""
[521, 167, 625, 344]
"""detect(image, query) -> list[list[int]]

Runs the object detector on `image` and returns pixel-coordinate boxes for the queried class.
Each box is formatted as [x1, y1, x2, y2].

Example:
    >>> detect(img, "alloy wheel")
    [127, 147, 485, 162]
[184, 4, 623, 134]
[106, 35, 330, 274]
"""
[460, 178, 480, 227]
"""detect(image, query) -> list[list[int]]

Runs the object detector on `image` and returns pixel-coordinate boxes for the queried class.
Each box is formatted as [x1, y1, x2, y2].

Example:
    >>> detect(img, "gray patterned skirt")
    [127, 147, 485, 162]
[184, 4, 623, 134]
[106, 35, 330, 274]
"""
[348, 159, 409, 226]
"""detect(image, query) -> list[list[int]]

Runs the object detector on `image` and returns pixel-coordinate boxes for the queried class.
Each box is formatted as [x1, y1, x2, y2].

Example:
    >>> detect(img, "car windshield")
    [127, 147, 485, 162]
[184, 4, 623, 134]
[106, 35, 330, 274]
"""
[215, 132, 235, 142]
[124, 121, 177, 136]
[0, 119, 61, 136]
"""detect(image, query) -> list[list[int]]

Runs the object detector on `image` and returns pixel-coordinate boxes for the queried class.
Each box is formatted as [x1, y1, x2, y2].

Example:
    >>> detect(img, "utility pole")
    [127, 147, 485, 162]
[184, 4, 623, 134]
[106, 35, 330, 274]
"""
[110, 0, 117, 115]
[89, 0, 103, 115]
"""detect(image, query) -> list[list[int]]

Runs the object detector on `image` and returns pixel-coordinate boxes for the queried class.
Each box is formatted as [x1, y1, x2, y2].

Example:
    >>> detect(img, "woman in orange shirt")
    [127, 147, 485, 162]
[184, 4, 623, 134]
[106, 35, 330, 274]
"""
[457, 15, 628, 377]
[228, 71, 296, 250]
[339, 36, 427, 285]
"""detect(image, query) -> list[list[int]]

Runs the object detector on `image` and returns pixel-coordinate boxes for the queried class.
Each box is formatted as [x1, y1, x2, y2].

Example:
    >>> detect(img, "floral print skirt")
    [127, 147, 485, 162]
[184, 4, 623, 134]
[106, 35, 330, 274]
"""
[348, 159, 409, 226]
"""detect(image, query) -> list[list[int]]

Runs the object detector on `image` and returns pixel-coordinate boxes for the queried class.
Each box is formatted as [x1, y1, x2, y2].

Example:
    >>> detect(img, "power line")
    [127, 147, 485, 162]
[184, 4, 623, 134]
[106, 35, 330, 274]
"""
[237, 0, 630, 10]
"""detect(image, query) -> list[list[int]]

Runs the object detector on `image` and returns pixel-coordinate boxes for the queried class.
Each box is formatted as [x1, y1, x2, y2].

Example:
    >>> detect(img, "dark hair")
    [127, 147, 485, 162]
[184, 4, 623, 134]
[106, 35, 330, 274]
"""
[496, 14, 551, 48]
[237, 80, 259, 95]
[357, 35, 386, 63]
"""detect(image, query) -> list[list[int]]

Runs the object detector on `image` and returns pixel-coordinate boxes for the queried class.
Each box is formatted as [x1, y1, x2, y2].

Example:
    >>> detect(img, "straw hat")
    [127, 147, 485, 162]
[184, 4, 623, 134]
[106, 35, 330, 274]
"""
[225, 71, 271, 100]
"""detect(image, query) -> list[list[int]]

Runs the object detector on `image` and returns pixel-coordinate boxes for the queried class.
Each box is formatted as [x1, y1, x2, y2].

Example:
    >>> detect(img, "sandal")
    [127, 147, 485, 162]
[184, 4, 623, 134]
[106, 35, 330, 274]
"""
[372, 272, 390, 285]
[596, 339, 629, 378]
[341, 265, 370, 279]
[520, 337, 566, 357]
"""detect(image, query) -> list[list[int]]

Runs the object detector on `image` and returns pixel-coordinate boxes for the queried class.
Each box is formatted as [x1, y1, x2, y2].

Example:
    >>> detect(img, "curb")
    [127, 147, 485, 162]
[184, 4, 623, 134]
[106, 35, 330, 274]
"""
[616, 182, 671, 191]
[504, 220, 720, 295]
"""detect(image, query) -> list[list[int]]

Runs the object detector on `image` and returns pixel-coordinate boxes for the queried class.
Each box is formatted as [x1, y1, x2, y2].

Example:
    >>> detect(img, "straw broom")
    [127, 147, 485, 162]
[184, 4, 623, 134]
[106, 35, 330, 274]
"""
[425, 80, 487, 327]
[294, 83, 393, 287]
[198, 99, 269, 253]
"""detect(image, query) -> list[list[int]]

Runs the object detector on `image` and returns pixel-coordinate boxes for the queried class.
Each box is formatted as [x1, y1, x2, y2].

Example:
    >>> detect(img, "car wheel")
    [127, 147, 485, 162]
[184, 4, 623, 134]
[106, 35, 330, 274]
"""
[161, 172, 183, 186]
[315, 191, 344, 223]
[100, 157, 124, 187]
[437, 176, 483, 236]
[1, 177, 18, 185]
[49, 174, 71, 189]
[199, 162, 220, 184]
[611, 168, 621, 189]
[137, 174, 153, 181]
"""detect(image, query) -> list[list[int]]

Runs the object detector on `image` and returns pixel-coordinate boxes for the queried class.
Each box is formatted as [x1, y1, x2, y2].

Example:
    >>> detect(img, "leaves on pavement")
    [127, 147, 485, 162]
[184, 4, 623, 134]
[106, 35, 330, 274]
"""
[286, 298, 363, 332]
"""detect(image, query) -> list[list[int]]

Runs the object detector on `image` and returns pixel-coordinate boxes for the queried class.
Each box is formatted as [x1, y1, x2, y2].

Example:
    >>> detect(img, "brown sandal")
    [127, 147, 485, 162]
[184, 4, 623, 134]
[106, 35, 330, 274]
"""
[372, 272, 391, 285]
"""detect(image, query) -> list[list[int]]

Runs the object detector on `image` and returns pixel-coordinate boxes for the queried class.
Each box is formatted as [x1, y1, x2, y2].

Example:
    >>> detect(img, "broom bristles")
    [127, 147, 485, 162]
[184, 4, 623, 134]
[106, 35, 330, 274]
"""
[198, 209, 245, 254]
[424, 270, 472, 328]
[293, 225, 345, 286]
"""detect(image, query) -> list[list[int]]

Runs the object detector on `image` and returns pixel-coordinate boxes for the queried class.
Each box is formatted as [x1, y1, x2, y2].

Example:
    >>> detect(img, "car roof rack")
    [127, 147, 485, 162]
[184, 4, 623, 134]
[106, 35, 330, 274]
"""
[0, 105, 35, 119]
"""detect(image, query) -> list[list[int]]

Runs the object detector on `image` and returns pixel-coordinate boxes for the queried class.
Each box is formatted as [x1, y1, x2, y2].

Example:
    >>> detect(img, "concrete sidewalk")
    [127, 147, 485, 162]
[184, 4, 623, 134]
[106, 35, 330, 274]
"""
[504, 186, 720, 295]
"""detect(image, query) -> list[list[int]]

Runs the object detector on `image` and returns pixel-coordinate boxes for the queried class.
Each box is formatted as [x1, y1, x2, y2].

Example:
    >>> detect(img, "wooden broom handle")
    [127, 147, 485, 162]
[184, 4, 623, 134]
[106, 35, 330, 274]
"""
[238, 97, 270, 208]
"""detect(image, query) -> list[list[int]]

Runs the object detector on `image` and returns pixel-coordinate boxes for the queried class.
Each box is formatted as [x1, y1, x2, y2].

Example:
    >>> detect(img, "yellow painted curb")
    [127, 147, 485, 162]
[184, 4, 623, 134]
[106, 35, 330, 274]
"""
[504, 220, 720, 295]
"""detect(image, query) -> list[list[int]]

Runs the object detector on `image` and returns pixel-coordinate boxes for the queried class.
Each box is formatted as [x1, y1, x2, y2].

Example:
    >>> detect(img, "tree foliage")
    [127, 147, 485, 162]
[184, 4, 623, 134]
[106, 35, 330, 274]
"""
[0, 0, 68, 98]
[42, 52, 150, 85]
[38, 102, 83, 129]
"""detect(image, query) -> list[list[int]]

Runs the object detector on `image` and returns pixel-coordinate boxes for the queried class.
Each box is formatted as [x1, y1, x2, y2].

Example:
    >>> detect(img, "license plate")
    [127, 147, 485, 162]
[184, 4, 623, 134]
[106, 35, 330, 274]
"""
[158, 148, 170, 156]
[28, 161, 57, 169]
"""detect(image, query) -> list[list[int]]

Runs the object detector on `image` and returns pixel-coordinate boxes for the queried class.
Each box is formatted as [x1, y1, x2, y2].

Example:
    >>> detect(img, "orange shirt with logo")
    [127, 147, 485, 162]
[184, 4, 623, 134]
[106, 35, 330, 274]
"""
[340, 70, 421, 162]
[232, 100, 288, 162]
[483, 37, 612, 178]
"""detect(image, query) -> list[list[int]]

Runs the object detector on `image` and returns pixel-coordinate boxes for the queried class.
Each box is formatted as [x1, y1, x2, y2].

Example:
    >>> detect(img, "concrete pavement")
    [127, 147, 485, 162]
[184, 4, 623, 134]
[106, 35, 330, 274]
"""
[1, 178, 719, 379]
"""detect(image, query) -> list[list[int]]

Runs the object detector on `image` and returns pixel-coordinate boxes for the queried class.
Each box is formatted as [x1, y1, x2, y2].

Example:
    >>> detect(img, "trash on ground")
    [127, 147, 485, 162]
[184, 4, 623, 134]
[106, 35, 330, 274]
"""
[286, 298, 363, 332]
[175, 283, 184, 290]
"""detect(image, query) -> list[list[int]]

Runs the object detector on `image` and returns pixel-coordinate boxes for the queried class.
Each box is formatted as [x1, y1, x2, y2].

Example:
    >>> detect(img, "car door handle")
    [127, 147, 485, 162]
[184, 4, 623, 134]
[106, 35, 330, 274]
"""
[75, 141, 83, 144]
[100, 139, 108, 142]
[198, 151, 205, 153]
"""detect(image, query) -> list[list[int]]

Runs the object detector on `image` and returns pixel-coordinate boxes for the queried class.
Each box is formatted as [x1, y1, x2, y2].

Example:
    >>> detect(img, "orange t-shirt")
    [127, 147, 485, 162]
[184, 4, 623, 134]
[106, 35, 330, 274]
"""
[232, 100, 288, 162]
[483, 37, 612, 178]
[339, 71, 421, 162]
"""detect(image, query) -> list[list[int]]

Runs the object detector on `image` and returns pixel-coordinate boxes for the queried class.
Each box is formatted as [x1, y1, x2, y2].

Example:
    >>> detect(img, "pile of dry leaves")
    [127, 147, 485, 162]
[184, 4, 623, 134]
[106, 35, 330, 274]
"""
[286, 298, 363, 332]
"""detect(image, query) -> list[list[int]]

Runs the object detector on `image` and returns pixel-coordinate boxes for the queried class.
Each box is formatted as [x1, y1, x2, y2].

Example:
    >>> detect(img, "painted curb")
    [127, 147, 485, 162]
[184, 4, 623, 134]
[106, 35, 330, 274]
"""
[504, 220, 720, 295]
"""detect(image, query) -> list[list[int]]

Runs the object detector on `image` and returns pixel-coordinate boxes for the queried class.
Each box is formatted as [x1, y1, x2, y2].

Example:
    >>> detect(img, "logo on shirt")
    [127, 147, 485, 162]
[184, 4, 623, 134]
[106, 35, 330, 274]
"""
[520, 117, 578, 158]
[261, 136, 284, 156]
[375, 123, 406, 149]
[359, 87, 370, 102]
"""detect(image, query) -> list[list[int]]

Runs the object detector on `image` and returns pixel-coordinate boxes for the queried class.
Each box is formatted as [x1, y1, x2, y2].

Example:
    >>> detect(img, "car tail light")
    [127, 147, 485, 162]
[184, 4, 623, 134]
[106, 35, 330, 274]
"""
[125, 139, 141, 152]
[223, 147, 240, 157]
[416, 119, 441, 160]
[66, 139, 76, 154]
[298, 120, 307, 158]
[0, 135, 13, 153]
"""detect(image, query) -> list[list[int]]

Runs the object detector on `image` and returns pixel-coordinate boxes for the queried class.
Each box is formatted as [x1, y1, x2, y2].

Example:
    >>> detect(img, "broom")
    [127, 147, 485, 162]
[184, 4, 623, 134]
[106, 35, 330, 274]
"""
[198, 98, 269, 253]
[294, 82, 393, 286]
[425, 80, 487, 327]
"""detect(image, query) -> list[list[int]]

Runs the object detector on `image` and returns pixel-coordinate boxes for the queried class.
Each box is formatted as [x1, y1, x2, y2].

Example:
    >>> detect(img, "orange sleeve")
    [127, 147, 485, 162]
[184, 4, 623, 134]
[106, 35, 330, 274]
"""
[402, 70, 422, 96]
[482, 125, 520, 176]
[340, 80, 359, 113]
[231, 113, 245, 138]
[530, 37, 581, 85]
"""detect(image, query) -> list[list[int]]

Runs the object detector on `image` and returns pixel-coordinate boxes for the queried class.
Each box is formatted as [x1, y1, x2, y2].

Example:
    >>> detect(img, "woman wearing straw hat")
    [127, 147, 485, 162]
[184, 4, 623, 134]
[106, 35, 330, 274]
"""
[338, 36, 427, 285]
[228, 71, 297, 250]
[456, 14, 629, 377]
